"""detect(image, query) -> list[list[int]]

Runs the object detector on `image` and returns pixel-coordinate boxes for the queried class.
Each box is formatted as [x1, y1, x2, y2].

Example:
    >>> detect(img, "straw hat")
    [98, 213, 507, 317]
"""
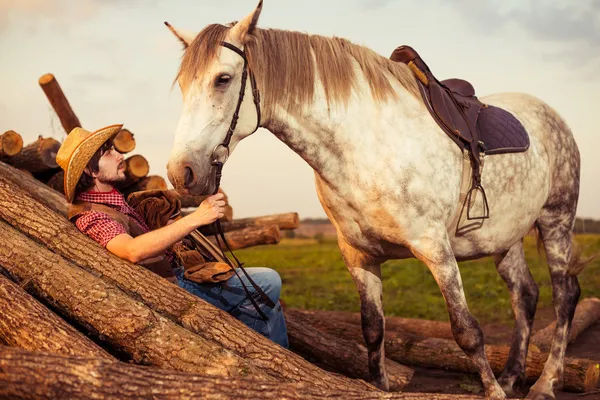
[56, 124, 123, 203]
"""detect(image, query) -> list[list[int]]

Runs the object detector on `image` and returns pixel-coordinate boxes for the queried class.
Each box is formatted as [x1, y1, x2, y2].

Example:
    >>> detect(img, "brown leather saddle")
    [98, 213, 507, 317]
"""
[390, 45, 530, 220]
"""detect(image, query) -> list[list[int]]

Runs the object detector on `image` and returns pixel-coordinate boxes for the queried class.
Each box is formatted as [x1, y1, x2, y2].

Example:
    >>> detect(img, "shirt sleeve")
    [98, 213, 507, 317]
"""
[74, 211, 128, 247]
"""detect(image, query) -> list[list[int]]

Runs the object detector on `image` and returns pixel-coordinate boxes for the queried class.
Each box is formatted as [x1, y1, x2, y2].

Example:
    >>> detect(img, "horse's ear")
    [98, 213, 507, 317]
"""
[164, 21, 197, 49]
[229, 0, 262, 44]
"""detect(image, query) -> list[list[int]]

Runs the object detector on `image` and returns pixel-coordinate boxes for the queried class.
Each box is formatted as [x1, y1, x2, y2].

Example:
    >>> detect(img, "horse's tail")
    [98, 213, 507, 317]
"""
[532, 222, 598, 276]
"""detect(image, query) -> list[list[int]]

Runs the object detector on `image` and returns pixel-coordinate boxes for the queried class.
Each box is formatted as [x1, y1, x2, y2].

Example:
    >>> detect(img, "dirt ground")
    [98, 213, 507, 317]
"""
[403, 306, 600, 399]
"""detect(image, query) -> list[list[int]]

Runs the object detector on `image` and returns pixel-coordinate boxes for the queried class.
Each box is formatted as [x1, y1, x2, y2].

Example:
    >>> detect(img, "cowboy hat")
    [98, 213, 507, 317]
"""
[56, 124, 123, 202]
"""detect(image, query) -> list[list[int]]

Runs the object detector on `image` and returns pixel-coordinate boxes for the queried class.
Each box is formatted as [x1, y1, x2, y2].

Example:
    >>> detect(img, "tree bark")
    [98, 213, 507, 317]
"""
[38, 74, 81, 134]
[199, 212, 300, 235]
[0, 347, 479, 400]
[122, 175, 167, 197]
[0, 171, 382, 392]
[117, 154, 149, 188]
[207, 224, 282, 250]
[531, 297, 600, 352]
[0, 161, 67, 216]
[0, 275, 114, 361]
[295, 309, 599, 392]
[113, 128, 136, 154]
[0, 220, 268, 380]
[0, 130, 23, 158]
[7, 136, 60, 173]
[285, 309, 413, 391]
[295, 308, 456, 340]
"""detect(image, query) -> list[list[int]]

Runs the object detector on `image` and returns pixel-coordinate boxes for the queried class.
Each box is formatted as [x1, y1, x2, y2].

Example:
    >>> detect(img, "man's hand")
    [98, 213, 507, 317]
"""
[189, 193, 226, 227]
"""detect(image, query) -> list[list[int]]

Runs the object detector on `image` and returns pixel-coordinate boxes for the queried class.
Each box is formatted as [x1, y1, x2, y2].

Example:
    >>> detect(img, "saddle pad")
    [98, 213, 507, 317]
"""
[477, 105, 530, 155]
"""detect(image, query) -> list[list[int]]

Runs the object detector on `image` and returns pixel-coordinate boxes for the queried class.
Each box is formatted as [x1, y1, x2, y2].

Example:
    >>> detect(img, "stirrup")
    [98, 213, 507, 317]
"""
[466, 184, 490, 220]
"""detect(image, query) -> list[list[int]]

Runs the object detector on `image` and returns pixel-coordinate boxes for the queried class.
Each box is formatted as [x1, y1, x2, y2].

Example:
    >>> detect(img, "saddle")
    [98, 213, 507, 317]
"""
[390, 45, 530, 220]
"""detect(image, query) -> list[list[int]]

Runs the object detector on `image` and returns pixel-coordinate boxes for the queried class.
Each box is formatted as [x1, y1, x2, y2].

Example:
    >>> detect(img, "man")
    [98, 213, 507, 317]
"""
[56, 124, 288, 348]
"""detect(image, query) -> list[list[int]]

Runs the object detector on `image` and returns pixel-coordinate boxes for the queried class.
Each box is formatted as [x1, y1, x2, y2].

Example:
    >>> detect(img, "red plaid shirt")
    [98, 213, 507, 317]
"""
[73, 188, 176, 263]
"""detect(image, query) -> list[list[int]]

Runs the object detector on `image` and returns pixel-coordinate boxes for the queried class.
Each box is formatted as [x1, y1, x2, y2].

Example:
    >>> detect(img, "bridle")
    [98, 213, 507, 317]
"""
[206, 41, 275, 321]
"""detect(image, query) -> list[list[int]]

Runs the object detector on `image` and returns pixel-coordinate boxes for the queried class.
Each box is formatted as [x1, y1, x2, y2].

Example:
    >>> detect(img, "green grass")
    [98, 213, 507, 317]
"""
[235, 234, 600, 325]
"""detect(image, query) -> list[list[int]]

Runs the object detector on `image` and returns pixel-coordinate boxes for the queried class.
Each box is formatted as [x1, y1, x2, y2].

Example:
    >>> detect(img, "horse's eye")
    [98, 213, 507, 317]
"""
[215, 74, 231, 87]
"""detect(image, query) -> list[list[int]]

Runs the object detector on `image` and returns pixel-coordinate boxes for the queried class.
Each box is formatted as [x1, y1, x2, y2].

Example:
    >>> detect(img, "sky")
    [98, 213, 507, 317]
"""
[0, 0, 599, 220]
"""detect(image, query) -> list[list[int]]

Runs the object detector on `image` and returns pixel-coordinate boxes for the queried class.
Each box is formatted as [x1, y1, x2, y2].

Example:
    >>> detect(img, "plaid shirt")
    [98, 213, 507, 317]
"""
[73, 188, 176, 263]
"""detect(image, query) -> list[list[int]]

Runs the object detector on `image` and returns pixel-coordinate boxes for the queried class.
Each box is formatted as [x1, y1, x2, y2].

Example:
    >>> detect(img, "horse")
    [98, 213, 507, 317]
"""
[164, 2, 583, 399]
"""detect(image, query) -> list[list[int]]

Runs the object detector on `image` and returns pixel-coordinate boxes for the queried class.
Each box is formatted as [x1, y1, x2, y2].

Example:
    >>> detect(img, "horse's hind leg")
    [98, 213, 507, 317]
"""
[527, 218, 580, 400]
[412, 230, 506, 400]
[338, 237, 389, 390]
[493, 240, 539, 397]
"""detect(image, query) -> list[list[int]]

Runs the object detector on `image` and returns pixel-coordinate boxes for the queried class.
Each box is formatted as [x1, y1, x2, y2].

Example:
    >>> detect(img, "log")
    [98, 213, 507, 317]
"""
[0, 161, 67, 216]
[0, 275, 114, 361]
[117, 154, 149, 188]
[207, 224, 282, 250]
[7, 136, 60, 173]
[122, 175, 167, 197]
[0, 171, 383, 393]
[0, 130, 23, 158]
[199, 212, 300, 235]
[293, 309, 600, 392]
[113, 128, 136, 154]
[285, 308, 413, 391]
[45, 170, 65, 195]
[0, 347, 480, 400]
[0, 220, 267, 381]
[531, 297, 600, 352]
[38, 73, 81, 134]
[296, 307, 456, 340]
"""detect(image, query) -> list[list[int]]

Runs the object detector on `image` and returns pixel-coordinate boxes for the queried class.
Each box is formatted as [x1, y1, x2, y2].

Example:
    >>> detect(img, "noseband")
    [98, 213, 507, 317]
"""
[205, 41, 274, 321]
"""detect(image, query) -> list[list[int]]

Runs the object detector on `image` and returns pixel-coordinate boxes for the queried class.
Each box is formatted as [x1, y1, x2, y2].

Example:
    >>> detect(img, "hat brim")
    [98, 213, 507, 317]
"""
[63, 124, 123, 202]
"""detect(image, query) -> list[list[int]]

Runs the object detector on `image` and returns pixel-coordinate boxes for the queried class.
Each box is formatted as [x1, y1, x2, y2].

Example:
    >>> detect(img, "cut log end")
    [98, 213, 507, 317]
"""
[583, 362, 600, 392]
[1, 130, 24, 157]
[125, 155, 149, 178]
[40, 138, 60, 168]
[38, 73, 55, 85]
[114, 129, 136, 153]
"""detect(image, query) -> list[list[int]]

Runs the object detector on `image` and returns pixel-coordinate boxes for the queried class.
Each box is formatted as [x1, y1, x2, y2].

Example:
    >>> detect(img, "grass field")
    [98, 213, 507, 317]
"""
[236, 234, 600, 325]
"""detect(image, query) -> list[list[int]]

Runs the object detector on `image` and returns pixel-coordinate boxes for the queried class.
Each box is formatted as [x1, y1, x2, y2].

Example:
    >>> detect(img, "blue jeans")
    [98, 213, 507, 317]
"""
[174, 266, 289, 348]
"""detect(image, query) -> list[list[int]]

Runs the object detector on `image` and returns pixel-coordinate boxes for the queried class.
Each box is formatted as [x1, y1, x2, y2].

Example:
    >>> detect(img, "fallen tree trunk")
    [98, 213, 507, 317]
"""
[0, 220, 267, 380]
[295, 308, 456, 340]
[0, 130, 23, 158]
[122, 175, 167, 197]
[118, 154, 149, 188]
[0, 347, 479, 400]
[0, 168, 382, 392]
[0, 161, 67, 215]
[285, 308, 413, 391]
[7, 136, 60, 173]
[531, 297, 600, 352]
[113, 128, 136, 154]
[199, 212, 300, 235]
[0, 275, 114, 361]
[38, 74, 81, 134]
[295, 309, 600, 392]
[208, 224, 282, 250]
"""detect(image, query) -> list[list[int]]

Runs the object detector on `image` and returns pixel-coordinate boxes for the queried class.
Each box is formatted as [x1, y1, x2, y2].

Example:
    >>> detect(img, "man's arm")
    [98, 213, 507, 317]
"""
[107, 193, 226, 263]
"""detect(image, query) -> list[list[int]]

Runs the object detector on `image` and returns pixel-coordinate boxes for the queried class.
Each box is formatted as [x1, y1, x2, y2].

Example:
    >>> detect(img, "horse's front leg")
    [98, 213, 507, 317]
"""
[338, 237, 388, 390]
[411, 230, 506, 400]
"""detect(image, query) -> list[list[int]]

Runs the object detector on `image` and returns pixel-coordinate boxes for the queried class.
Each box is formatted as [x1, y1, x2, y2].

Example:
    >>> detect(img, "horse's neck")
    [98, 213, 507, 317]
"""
[264, 80, 430, 186]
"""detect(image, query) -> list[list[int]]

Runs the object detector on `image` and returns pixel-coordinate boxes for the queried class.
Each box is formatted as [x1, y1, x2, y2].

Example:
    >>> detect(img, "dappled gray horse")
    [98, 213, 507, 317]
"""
[165, 2, 583, 399]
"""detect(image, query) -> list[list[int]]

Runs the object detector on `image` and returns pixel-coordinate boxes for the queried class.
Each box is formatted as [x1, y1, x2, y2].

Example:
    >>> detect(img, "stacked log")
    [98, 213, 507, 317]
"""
[113, 128, 136, 154]
[118, 154, 149, 188]
[7, 136, 60, 173]
[38, 74, 81, 134]
[0, 130, 23, 159]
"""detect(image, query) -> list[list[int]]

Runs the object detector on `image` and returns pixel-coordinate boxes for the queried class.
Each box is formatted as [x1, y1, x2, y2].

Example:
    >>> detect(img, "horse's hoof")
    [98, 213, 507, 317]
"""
[525, 389, 555, 400]
[370, 375, 390, 391]
[501, 386, 524, 399]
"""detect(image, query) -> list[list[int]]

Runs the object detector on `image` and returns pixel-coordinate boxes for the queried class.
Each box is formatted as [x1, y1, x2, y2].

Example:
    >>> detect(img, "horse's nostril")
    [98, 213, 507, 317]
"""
[183, 166, 195, 189]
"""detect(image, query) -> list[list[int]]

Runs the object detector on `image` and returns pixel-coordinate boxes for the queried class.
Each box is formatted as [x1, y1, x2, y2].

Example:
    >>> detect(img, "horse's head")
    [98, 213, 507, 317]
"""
[165, 1, 263, 195]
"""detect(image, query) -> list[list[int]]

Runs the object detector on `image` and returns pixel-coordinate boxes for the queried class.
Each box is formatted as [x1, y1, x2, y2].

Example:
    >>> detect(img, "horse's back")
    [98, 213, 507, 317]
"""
[449, 92, 579, 258]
